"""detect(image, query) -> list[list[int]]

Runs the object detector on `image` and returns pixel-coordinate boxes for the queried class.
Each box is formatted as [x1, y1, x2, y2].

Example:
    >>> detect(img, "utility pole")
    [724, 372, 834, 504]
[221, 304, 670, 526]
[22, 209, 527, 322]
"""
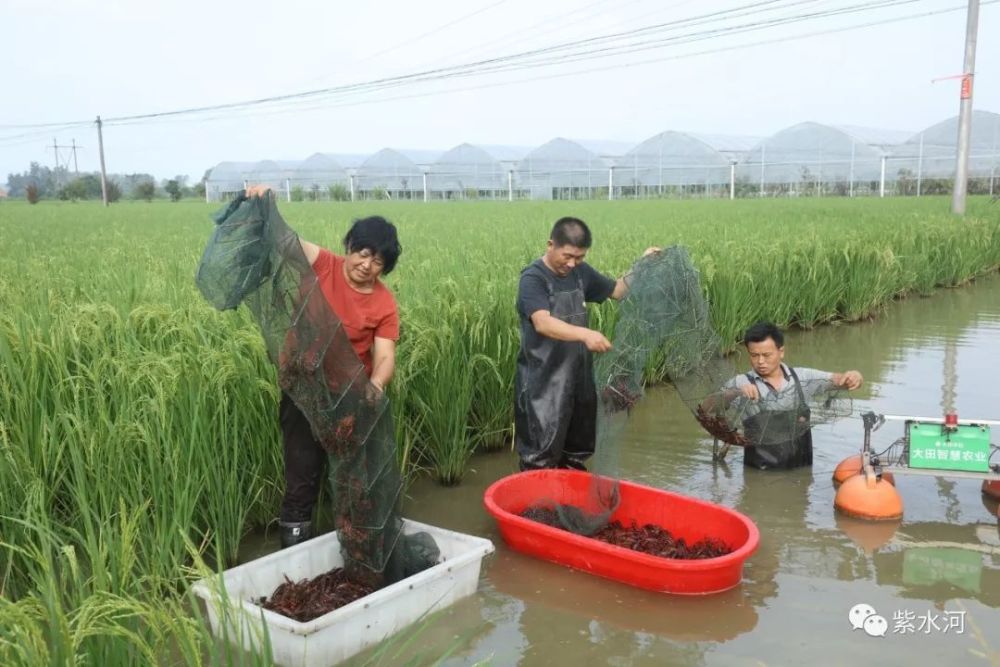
[49, 139, 83, 177]
[51, 138, 62, 190]
[96, 116, 109, 207]
[951, 0, 980, 215]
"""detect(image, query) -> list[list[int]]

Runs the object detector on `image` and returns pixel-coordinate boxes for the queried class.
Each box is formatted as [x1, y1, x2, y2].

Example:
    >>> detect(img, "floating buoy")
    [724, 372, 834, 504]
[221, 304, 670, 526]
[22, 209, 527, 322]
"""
[981, 491, 1000, 519]
[835, 513, 900, 554]
[832, 455, 861, 485]
[832, 454, 895, 487]
[983, 480, 1000, 502]
[834, 473, 903, 521]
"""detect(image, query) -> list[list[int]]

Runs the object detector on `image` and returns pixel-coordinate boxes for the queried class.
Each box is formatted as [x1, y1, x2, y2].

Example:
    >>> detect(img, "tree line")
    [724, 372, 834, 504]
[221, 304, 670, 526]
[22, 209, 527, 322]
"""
[7, 163, 210, 203]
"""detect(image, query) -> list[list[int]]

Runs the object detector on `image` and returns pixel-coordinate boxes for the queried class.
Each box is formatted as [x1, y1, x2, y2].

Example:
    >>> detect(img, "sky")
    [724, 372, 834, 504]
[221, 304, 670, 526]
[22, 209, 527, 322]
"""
[2, 0, 998, 181]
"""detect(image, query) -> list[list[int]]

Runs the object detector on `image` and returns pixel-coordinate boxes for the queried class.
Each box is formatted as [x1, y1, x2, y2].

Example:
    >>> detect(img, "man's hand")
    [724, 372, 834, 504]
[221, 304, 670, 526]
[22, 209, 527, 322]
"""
[838, 370, 863, 391]
[245, 185, 271, 198]
[642, 246, 662, 258]
[581, 329, 612, 353]
[740, 383, 761, 401]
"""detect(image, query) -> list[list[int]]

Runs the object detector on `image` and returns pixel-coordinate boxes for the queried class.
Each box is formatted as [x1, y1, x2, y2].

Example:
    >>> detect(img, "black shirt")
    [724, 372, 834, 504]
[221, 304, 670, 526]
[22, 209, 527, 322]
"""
[516, 259, 616, 323]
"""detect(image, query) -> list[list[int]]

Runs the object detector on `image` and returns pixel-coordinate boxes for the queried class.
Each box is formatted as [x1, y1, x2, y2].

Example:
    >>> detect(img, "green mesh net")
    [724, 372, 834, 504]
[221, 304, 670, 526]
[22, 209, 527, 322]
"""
[196, 191, 438, 589]
[681, 360, 852, 465]
[556, 246, 718, 534]
[552, 246, 851, 535]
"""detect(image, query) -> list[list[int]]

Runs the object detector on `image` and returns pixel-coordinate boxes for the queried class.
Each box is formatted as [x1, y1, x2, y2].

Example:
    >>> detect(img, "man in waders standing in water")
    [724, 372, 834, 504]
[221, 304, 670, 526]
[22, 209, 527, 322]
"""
[515, 216, 658, 471]
[724, 321, 863, 469]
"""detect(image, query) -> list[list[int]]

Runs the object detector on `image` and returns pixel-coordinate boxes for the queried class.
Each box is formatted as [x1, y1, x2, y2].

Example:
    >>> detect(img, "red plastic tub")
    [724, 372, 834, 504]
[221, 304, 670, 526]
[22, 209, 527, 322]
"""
[483, 469, 760, 595]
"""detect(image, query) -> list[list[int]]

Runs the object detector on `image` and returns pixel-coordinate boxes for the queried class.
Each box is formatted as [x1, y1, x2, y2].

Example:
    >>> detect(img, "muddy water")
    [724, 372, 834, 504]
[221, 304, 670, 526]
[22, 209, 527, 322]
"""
[375, 275, 1000, 667]
[247, 275, 1000, 666]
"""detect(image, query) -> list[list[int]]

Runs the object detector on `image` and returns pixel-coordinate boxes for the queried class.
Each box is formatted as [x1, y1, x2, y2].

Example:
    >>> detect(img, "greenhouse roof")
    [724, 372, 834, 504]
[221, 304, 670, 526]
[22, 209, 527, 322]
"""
[248, 159, 300, 179]
[615, 131, 734, 185]
[904, 109, 1000, 149]
[477, 144, 534, 162]
[391, 148, 442, 165]
[427, 143, 507, 191]
[685, 132, 761, 155]
[291, 153, 348, 184]
[746, 122, 892, 158]
[433, 143, 500, 166]
[325, 153, 369, 169]
[623, 131, 740, 163]
[354, 148, 424, 190]
[295, 152, 346, 171]
[570, 138, 634, 158]
[520, 138, 607, 165]
[207, 161, 256, 181]
[358, 148, 420, 170]
[832, 125, 914, 149]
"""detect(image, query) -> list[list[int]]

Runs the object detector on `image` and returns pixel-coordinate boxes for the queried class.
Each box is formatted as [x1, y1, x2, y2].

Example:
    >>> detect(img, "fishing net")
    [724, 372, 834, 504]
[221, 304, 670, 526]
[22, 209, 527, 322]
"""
[548, 246, 852, 535]
[555, 246, 718, 535]
[675, 354, 853, 465]
[196, 191, 439, 589]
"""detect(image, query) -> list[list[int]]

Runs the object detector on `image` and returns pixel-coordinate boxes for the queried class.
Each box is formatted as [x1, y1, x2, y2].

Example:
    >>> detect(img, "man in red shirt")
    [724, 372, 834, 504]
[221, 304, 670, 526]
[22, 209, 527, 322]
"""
[245, 186, 402, 547]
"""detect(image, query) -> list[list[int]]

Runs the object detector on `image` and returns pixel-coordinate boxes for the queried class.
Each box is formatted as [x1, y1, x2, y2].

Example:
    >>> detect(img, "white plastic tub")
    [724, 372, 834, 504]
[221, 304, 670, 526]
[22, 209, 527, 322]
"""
[192, 519, 494, 667]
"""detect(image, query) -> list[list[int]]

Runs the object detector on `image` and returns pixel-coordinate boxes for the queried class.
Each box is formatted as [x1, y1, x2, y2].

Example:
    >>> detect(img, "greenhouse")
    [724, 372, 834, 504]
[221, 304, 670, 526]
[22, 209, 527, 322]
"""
[202, 109, 998, 202]
[353, 148, 424, 200]
[246, 160, 301, 192]
[205, 161, 261, 202]
[614, 131, 754, 197]
[739, 122, 910, 196]
[889, 110, 1000, 195]
[427, 144, 507, 199]
[289, 153, 348, 198]
[514, 138, 610, 200]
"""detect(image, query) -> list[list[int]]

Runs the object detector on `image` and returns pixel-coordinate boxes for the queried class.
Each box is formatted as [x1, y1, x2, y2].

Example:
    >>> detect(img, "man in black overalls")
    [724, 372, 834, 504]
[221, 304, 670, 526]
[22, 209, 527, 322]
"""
[724, 321, 864, 470]
[514, 217, 658, 471]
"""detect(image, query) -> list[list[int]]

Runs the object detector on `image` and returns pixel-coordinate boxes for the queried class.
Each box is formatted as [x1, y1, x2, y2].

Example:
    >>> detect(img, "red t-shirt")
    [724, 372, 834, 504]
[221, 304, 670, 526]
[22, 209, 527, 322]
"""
[312, 249, 399, 377]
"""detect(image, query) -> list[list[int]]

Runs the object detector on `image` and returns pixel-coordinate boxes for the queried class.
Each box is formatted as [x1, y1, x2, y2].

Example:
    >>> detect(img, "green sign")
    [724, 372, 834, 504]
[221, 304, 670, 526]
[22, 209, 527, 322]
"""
[902, 547, 982, 593]
[907, 422, 991, 472]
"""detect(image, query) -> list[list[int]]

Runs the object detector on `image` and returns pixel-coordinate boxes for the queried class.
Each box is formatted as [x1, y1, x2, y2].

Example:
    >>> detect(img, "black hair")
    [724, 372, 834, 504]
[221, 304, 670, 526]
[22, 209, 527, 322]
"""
[549, 216, 592, 249]
[342, 216, 402, 274]
[743, 321, 784, 348]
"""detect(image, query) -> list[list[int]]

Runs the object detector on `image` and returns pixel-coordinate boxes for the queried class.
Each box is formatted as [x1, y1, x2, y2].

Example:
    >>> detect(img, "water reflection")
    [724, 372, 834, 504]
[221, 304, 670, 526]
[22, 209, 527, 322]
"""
[487, 550, 759, 642]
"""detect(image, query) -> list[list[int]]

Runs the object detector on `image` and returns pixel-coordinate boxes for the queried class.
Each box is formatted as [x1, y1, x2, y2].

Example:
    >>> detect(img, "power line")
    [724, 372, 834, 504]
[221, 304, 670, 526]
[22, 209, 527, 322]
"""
[104, 0, 817, 123]
[415, 0, 925, 77]
[102, 0, 931, 126]
[94, 0, 990, 130]
[0, 120, 90, 131]
[179, 0, 940, 119]
[0, 0, 868, 129]
[422, 0, 639, 67]
[297, 0, 510, 89]
[0, 0, 989, 136]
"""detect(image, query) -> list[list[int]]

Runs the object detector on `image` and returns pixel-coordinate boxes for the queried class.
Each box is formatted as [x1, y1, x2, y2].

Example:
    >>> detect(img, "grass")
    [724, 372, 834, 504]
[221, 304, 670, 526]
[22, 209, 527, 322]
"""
[0, 196, 999, 663]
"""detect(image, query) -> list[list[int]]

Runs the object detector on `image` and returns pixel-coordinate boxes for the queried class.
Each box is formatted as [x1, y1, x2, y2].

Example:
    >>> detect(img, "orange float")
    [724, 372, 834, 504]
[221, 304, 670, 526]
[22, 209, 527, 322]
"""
[982, 480, 1000, 502]
[832, 454, 895, 487]
[834, 473, 903, 521]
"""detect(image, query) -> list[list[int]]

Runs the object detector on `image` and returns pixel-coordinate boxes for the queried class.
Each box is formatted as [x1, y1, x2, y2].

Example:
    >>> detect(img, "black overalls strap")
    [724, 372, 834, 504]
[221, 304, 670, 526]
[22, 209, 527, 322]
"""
[742, 366, 813, 470]
[514, 262, 598, 470]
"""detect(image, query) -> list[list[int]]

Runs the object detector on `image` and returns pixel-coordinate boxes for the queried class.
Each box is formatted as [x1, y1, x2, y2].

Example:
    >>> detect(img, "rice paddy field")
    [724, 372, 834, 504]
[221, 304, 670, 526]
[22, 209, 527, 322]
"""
[1, 196, 999, 664]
